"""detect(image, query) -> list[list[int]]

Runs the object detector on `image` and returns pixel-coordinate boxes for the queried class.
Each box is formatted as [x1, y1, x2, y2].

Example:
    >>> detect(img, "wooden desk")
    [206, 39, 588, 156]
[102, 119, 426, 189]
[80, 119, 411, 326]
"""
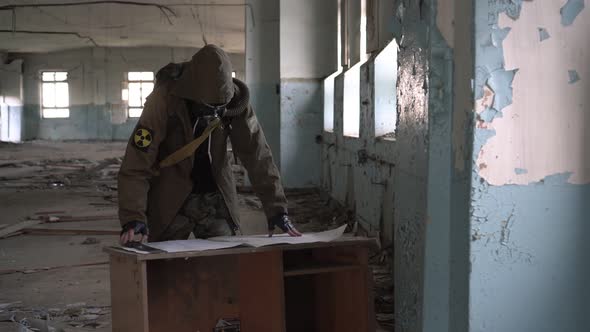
[104, 237, 377, 332]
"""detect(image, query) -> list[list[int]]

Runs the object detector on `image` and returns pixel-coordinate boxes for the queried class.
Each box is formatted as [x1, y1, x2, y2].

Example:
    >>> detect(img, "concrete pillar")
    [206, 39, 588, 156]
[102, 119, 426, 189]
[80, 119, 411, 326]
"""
[0, 59, 24, 142]
[278, 0, 338, 187]
[246, 0, 338, 188]
[245, 0, 281, 167]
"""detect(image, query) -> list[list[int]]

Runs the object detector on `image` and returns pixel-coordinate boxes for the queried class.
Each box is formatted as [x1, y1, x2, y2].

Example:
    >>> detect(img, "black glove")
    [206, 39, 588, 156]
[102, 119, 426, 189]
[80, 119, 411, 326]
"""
[268, 214, 301, 237]
[120, 220, 149, 237]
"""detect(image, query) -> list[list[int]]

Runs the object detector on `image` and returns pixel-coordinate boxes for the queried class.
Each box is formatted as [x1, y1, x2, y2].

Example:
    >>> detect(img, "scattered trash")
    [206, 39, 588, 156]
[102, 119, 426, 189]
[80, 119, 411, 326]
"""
[0, 302, 22, 310]
[214, 318, 241, 332]
[63, 303, 86, 317]
[0, 313, 16, 322]
[34, 211, 66, 216]
[371, 245, 394, 330]
[81, 237, 100, 245]
[49, 181, 66, 189]
[0, 303, 110, 331]
[47, 216, 60, 223]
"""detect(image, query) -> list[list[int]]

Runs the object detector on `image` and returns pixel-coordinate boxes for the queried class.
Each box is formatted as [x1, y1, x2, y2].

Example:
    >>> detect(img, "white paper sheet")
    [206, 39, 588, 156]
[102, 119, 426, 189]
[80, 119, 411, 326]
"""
[118, 225, 348, 254]
[208, 225, 348, 248]
[147, 239, 244, 253]
[119, 246, 152, 254]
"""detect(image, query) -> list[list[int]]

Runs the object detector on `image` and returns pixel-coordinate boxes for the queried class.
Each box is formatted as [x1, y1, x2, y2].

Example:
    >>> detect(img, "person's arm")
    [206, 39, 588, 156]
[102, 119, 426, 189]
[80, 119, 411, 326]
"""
[118, 90, 169, 243]
[229, 105, 301, 236]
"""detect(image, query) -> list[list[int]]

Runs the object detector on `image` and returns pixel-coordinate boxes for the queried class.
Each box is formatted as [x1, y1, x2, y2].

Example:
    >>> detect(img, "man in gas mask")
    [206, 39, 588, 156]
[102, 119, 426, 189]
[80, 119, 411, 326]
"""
[118, 45, 301, 244]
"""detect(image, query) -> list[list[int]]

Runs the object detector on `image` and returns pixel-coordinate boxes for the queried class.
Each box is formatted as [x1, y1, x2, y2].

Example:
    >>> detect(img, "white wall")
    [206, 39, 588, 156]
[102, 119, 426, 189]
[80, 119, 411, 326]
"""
[0, 59, 24, 142]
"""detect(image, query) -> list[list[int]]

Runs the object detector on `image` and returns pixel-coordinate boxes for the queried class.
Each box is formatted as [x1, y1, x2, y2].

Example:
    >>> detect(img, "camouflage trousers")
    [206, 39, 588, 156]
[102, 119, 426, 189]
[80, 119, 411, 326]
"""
[158, 191, 235, 241]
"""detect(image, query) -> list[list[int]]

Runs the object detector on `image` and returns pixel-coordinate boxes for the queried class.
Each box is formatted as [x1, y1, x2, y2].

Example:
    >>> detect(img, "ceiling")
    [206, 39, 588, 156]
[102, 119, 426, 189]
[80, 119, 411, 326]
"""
[0, 0, 246, 53]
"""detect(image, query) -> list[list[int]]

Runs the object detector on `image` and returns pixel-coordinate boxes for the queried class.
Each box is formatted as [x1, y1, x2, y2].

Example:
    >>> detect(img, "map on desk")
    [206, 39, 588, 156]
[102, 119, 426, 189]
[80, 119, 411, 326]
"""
[120, 225, 348, 254]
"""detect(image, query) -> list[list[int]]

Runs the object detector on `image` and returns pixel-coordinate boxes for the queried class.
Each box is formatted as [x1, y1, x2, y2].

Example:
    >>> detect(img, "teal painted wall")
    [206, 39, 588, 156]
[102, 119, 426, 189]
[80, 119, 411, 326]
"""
[16, 47, 245, 141]
[23, 104, 137, 141]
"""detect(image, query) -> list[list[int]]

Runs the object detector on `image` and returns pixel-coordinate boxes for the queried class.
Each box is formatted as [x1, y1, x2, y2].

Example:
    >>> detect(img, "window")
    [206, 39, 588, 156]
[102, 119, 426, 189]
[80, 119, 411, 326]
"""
[123, 72, 154, 118]
[324, 0, 343, 132]
[232, 71, 236, 78]
[42, 72, 69, 118]
[323, 72, 340, 132]
[374, 39, 398, 139]
[342, 0, 368, 137]
[343, 63, 361, 137]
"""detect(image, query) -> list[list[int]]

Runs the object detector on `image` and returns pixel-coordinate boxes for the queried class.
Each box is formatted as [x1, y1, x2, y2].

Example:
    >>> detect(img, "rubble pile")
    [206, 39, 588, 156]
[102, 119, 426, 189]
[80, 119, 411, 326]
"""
[0, 158, 121, 193]
[0, 302, 111, 331]
[371, 246, 394, 331]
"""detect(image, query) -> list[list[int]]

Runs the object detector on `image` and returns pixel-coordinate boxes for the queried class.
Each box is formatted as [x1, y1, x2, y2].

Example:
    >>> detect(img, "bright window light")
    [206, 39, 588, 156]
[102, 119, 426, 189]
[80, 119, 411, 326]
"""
[232, 71, 236, 78]
[343, 63, 361, 137]
[324, 0, 343, 133]
[342, 0, 368, 138]
[374, 39, 398, 138]
[42, 71, 70, 118]
[126, 72, 154, 118]
[360, 0, 368, 62]
[128, 72, 153, 81]
[323, 71, 341, 132]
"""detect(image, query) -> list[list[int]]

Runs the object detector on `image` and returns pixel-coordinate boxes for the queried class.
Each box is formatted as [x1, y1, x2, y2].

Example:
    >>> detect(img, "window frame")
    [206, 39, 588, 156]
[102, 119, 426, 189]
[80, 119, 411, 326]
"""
[342, 0, 368, 138]
[41, 71, 70, 119]
[373, 39, 399, 140]
[124, 71, 154, 118]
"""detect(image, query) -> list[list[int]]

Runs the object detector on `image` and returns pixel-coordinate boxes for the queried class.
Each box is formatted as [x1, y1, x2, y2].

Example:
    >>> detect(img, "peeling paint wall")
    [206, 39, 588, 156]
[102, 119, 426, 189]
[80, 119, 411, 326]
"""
[471, 1, 590, 331]
[477, 1, 589, 185]
[17, 47, 244, 141]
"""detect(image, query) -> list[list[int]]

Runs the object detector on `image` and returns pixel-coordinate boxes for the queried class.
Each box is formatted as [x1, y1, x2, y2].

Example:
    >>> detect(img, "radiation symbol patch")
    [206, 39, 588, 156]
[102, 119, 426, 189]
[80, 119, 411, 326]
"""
[133, 127, 153, 152]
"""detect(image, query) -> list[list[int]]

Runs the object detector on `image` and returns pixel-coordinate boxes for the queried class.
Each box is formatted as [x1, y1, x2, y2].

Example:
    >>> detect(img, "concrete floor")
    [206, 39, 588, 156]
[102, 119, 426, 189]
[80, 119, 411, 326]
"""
[0, 141, 392, 331]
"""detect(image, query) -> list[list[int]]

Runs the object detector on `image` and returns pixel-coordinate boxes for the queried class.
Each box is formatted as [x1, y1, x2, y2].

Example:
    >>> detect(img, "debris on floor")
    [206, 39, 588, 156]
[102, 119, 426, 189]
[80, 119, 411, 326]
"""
[371, 245, 394, 331]
[240, 187, 358, 233]
[0, 301, 111, 331]
[0, 141, 395, 331]
[80, 238, 100, 245]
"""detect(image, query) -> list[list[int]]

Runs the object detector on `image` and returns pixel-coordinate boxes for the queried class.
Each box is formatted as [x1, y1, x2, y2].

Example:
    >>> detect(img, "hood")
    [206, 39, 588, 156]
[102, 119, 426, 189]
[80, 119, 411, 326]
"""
[173, 44, 234, 105]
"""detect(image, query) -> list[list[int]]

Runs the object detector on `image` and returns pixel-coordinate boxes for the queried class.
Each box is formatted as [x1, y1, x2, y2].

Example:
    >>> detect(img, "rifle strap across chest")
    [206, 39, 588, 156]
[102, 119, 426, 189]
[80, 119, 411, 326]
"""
[158, 117, 222, 169]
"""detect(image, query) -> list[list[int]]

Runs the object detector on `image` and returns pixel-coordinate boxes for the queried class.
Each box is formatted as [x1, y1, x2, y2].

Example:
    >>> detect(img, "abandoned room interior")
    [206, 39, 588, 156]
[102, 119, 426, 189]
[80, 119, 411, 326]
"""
[0, 0, 588, 331]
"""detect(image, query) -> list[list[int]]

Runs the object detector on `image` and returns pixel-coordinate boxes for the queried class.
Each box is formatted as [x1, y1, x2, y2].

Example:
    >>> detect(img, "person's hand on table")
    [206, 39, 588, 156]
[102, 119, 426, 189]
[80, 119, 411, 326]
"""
[119, 221, 149, 245]
[268, 214, 302, 237]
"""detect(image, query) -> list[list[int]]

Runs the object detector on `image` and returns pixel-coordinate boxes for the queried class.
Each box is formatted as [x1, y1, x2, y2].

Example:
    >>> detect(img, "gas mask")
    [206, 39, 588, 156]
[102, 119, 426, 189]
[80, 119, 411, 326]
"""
[192, 101, 228, 119]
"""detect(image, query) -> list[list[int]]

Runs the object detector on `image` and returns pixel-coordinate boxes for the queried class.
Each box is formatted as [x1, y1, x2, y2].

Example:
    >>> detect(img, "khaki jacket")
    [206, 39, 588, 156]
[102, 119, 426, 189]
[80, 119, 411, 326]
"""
[117, 81, 288, 240]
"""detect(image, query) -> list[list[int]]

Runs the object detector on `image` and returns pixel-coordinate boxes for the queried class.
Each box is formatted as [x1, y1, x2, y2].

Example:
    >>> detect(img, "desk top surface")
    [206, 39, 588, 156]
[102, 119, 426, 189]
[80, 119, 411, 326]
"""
[103, 236, 377, 261]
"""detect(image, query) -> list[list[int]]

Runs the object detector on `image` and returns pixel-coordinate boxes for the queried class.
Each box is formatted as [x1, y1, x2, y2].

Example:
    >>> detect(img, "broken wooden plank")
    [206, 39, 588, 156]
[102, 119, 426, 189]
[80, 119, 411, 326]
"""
[0, 219, 44, 239]
[38, 215, 118, 223]
[0, 261, 108, 276]
[34, 210, 66, 215]
[22, 227, 120, 236]
[0, 231, 23, 239]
